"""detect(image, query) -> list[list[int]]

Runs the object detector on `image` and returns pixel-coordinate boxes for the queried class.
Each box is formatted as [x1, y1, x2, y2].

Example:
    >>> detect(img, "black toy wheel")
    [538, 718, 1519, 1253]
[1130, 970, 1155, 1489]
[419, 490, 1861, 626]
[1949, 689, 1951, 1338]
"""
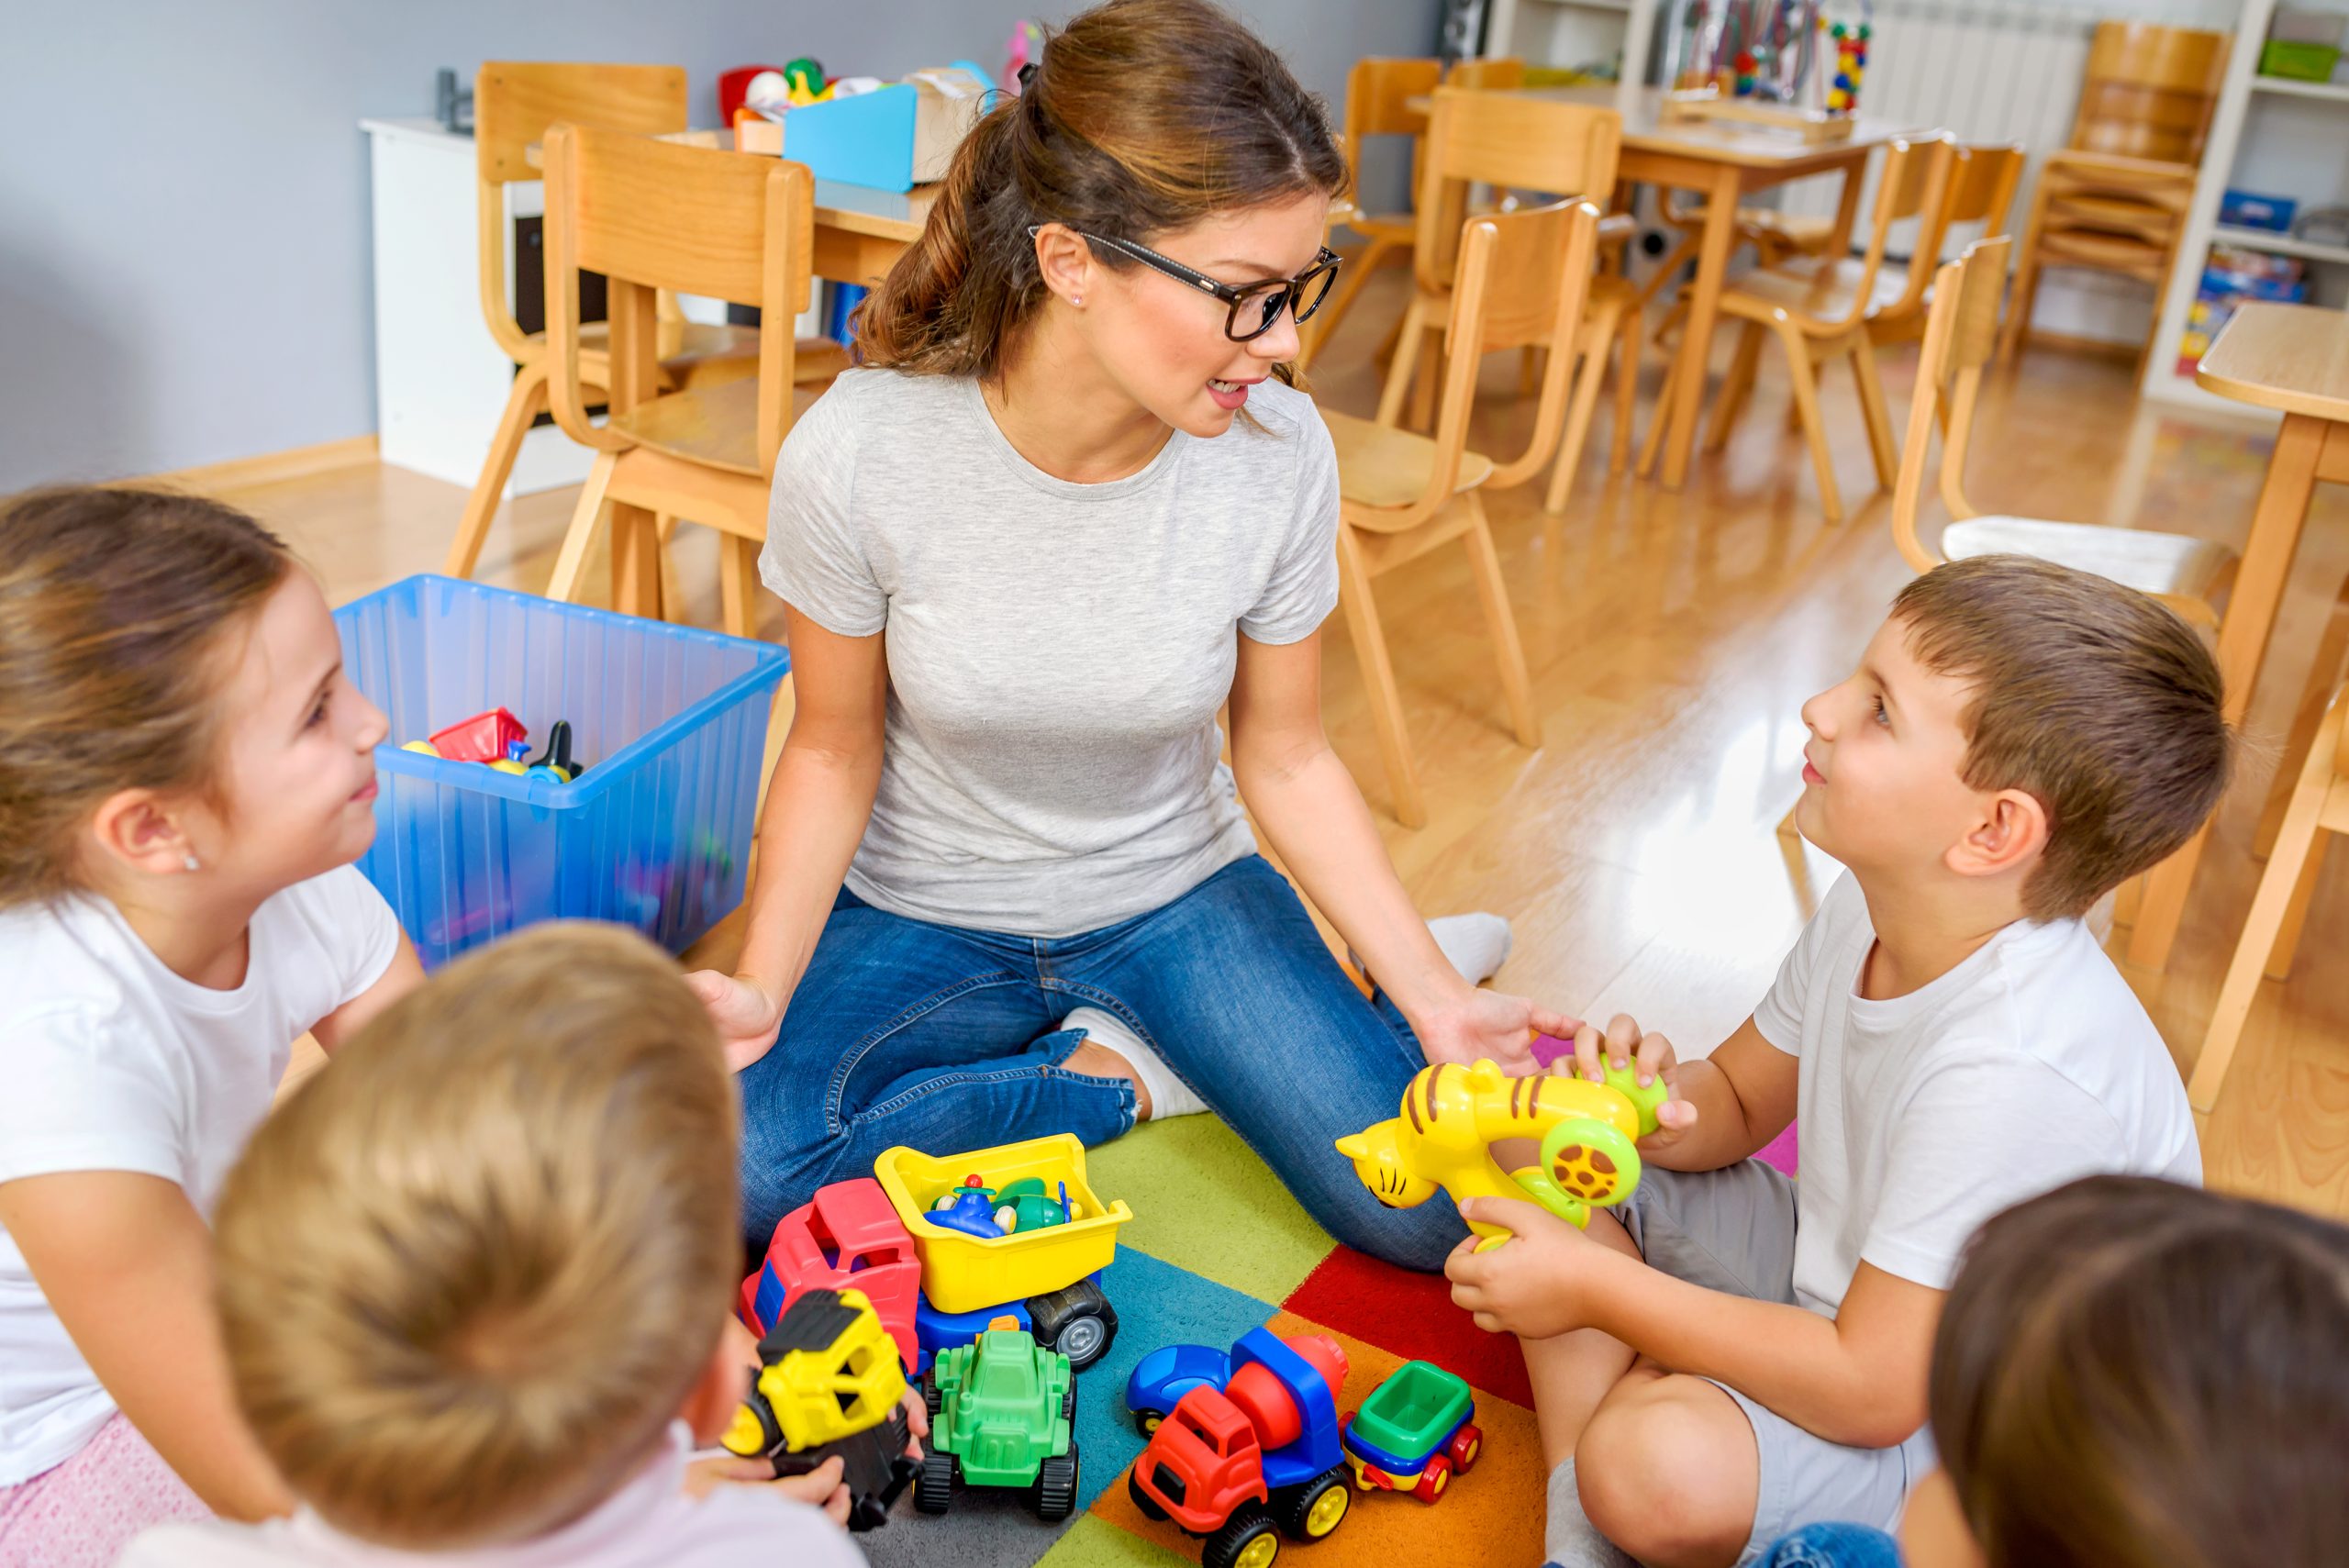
[1028, 1280, 1119, 1371]
[1062, 1385, 1076, 1424]
[1032, 1443, 1080, 1521]
[1128, 1466, 1169, 1522]
[1130, 1407, 1163, 1438]
[913, 1451, 956, 1515]
[1203, 1506, 1280, 1568]
[1275, 1465, 1352, 1541]
[923, 1366, 944, 1418]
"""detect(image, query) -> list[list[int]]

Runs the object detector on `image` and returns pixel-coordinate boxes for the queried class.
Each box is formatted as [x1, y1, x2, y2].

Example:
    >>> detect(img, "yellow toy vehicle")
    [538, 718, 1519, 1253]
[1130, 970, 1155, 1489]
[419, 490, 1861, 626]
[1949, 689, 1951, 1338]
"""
[721, 1285, 916, 1531]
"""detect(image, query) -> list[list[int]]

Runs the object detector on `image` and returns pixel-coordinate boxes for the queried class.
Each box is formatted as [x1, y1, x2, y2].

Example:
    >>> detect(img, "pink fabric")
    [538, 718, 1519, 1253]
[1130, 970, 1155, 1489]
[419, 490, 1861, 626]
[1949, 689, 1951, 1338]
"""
[0, 1413, 208, 1568]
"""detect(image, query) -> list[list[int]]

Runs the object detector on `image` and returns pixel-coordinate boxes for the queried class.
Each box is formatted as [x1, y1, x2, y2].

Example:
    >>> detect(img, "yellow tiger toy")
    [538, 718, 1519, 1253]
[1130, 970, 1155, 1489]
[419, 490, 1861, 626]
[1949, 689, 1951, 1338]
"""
[1336, 1058, 1669, 1251]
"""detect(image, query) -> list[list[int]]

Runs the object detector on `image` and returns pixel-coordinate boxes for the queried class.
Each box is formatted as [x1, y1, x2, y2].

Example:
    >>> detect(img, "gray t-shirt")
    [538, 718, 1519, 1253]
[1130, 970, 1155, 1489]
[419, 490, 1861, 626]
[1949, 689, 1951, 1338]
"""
[761, 368, 1341, 939]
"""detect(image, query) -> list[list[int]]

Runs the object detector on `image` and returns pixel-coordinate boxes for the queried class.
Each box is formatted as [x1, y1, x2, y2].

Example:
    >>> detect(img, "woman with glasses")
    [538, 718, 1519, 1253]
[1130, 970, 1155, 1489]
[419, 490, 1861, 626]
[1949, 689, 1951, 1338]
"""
[691, 0, 1580, 1273]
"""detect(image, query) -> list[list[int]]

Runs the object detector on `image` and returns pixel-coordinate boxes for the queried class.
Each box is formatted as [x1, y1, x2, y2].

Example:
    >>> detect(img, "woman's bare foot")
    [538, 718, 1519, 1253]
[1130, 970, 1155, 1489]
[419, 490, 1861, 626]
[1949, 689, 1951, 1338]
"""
[1063, 1037, 1152, 1119]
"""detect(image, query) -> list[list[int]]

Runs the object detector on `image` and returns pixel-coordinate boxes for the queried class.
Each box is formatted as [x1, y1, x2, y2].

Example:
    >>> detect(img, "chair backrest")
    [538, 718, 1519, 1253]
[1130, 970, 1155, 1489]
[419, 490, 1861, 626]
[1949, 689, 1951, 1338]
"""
[473, 63, 690, 361]
[1889, 236, 2012, 572]
[1341, 57, 1441, 222]
[1413, 86, 1620, 294]
[542, 122, 812, 474]
[1368, 199, 1599, 527]
[1946, 142, 2026, 237]
[1833, 134, 1956, 327]
[2068, 22, 2228, 164]
[1446, 55, 1525, 92]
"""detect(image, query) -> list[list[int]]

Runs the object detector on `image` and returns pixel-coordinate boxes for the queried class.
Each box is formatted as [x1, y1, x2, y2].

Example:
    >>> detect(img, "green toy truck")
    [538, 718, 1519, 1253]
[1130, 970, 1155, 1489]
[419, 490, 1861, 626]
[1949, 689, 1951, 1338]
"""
[916, 1326, 1081, 1520]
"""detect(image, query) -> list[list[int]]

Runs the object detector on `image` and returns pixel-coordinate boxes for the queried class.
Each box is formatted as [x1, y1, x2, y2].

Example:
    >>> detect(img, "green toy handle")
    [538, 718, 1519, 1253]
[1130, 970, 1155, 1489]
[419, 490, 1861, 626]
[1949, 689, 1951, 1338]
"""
[1513, 1116, 1644, 1229]
[1600, 1058, 1672, 1139]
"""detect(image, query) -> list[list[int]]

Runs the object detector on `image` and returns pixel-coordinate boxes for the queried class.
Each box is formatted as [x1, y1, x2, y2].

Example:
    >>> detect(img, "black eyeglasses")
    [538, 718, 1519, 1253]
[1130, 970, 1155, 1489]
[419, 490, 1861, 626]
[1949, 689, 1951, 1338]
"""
[1028, 225, 1342, 342]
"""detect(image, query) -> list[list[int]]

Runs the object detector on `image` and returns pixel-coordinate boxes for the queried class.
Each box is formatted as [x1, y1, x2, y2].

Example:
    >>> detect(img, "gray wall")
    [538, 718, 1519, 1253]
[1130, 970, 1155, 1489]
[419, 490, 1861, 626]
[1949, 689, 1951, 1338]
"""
[0, 0, 1440, 488]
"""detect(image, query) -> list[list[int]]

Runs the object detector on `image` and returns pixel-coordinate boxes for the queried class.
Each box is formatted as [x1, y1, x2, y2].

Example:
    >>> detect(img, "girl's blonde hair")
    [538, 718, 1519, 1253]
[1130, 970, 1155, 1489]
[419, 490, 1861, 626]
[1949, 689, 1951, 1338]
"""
[212, 924, 740, 1550]
[0, 484, 293, 908]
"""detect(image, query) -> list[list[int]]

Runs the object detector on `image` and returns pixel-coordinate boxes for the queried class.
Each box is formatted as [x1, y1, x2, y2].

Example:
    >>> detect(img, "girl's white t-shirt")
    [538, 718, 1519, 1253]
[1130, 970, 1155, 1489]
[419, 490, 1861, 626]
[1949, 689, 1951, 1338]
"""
[0, 867, 399, 1485]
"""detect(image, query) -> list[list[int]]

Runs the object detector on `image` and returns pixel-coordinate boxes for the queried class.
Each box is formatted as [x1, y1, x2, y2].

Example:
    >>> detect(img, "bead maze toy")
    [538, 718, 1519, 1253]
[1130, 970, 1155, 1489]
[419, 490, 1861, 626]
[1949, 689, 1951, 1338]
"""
[1335, 1059, 1668, 1251]
[720, 1286, 918, 1531]
[1659, 0, 1870, 140]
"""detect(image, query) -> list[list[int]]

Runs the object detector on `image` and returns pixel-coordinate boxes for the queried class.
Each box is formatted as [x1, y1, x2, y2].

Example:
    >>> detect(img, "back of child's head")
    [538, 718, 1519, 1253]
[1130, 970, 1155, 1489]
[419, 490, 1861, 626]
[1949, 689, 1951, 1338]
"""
[0, 484, 294, 909]
[1932, 1175, 2349, 1568]
[1892, 555, 2230, 918]
[211, 922, 740, 1551]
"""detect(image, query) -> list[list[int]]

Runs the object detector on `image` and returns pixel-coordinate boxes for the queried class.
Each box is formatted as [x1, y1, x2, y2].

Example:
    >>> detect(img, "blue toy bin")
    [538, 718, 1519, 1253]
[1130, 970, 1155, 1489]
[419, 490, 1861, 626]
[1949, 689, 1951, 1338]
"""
[334, 575, 789, 969]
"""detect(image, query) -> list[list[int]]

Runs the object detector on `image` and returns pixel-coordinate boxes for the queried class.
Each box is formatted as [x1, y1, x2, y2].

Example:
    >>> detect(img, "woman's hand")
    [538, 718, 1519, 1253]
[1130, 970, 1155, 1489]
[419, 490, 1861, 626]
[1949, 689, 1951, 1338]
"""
[1411, 986, 1582, 1074]
[683, 971, 784, 1071]
[1560, 1015, 1700, 1152]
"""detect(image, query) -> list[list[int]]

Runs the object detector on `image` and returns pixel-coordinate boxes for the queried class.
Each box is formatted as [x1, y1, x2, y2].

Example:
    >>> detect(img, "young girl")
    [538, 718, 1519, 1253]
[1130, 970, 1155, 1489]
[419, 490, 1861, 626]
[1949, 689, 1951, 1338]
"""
[1756, 1174, 2349, 1568]
[0, 485, 422, 1566]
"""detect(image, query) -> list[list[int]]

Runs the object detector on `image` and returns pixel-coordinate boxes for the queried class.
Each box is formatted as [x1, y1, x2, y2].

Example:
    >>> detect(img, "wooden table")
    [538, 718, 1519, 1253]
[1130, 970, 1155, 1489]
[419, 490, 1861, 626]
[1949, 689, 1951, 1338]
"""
[2128, 304, 2349, 969]
[1402, 86, 1909, 489]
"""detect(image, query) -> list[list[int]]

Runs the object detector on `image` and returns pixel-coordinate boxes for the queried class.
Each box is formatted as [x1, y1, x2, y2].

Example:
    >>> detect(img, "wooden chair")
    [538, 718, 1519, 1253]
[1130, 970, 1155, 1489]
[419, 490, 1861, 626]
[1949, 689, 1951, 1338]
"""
[1999, 22, 2228, 368]
[1375, 88, 1637, 513]
[539, 124, 817, 639]
[1299, 58, 1442, 373]
[1642, 135, 1955, 522]
[1638, 189, 1838, 308]
[1866, 142, 2026, 350]
[2192, 659, 2349, 1113]
[1445, 55, 1525, 92]
[1323, 198, 1600, 827]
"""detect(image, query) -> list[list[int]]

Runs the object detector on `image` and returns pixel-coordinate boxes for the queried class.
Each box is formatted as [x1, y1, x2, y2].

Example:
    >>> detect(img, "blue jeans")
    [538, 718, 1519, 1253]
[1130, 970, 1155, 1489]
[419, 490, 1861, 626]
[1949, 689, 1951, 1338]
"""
[735, 855, 1466, 1271]
[1753, 1523, 1905, 1568]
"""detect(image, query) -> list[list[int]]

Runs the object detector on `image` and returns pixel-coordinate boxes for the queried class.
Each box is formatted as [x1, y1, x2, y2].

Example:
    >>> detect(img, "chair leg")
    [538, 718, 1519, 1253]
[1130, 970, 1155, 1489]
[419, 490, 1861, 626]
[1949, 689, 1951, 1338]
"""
[1998, 190, 2050, 364]
[1848, 330, 1900, 491]
[2266, 835, 2328, 981]
[718, 534, 762, 640]
[2188, 697, 2343, 1113]
[1461, 493, 1542, 749]
[1375, 295, 1428, 428]
[543, 450, 619, 605]
[1776, 322, 1842, 522]
[1297, 236, 1394, 372]
[1544, 322, 1614, 516]
[1704, 320, 1765, 455]
[2254, 574, 2349, 859]
[1335, 526, 1427, 828]
[1637, 231, 1698, 307]
[1609, 307, 1640, 474]
[1638, 343, 1684, 479]
[444, 363, 550, 580]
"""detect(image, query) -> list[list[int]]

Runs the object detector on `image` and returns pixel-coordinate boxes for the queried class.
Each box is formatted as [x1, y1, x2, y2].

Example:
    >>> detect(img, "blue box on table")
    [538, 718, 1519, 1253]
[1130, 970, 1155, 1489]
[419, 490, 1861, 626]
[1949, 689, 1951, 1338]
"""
[333, 575, 789, 968]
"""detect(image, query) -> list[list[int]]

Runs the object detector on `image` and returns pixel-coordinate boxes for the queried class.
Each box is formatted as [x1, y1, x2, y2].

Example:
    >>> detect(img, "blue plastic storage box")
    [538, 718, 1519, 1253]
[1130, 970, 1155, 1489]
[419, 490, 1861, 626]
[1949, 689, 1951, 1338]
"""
[333, 575, 789, 968]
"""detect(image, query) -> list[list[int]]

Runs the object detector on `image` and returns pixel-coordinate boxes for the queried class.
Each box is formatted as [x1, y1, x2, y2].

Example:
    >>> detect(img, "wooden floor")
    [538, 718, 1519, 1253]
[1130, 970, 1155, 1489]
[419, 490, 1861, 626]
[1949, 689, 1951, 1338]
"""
[215, 266, 2349, 1224]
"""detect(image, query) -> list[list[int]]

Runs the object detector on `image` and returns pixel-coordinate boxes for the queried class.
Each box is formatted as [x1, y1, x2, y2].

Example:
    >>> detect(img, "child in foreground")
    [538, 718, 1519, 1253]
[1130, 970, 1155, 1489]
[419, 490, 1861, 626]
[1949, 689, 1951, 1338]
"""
[121, 922, 872, 1567]
[1446, 556, 2232, 1567]
[1764, 1175, 2349, 1568]
[0, 487, 423, 1566]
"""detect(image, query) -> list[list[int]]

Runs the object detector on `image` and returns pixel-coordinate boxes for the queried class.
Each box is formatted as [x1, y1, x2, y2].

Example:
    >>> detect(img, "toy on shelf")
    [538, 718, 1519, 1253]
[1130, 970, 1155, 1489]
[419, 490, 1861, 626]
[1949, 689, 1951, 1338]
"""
[1824, 17, 1871, 115]
[915, 1327, 1079, 1521]
[1339, 1362, 1481, 1504]
[427, 706, 525, 764]
[782, 56, 829, 106]
[720, 1286, 917, 1532]
[876, 1135, 1130, 1373]
[1660, 0, 1860, 140]
[740, 1179, 922, 1373]
[1126, 1329, 1353, 1566]
[1336, 1058, 1667, 1251]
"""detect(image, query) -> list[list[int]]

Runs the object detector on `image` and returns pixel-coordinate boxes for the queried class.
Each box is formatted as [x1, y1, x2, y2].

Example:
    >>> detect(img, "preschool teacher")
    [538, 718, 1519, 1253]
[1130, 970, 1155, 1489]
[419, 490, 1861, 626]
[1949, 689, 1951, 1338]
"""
[686, 0, 1575, 1273]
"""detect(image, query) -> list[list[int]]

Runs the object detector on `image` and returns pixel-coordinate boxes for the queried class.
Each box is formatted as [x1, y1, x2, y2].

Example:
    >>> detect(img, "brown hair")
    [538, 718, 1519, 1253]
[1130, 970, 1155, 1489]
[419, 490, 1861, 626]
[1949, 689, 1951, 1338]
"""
[1931, 1175, 2349, 1568]
[1892, 554, 2231, 917]
[213, 924, 740, 1550]
[854, 0, 1346, 383]
[0, 484, 294, 908]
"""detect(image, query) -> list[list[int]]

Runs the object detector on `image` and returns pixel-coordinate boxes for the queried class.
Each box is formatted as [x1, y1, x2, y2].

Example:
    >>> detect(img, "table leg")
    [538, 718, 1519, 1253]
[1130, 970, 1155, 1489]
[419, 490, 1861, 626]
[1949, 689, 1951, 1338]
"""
[2125, 411, 2326, 971]
[1661, 165, 1744, 490]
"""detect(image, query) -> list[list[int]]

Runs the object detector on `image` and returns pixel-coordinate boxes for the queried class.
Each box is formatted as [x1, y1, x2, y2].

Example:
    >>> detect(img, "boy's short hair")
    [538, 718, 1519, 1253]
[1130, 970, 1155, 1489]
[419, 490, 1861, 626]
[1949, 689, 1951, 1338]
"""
[1932, 1175, 2349, 1568]
[1893, 555, 2231, 918]
[213, 924, 740, 1551]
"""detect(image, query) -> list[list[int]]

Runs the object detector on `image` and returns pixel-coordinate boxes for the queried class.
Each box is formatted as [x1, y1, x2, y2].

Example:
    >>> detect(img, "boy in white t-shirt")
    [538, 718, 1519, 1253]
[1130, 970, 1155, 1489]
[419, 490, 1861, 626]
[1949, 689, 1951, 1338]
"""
[1445, 556, 2231, 1568]
[120, 924, 884, 1568]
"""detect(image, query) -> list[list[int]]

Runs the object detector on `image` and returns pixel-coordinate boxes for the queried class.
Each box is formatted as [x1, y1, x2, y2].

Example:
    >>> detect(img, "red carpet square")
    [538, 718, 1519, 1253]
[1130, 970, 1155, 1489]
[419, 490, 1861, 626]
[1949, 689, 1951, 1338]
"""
[1280, 1245, 1533, 1409]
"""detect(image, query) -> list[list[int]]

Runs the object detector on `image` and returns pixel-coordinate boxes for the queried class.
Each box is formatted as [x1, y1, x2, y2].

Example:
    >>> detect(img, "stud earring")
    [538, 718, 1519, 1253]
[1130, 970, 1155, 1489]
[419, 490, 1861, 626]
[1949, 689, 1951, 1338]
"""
[183, 853, 200, 873]
[1073, 295, 1083, 306]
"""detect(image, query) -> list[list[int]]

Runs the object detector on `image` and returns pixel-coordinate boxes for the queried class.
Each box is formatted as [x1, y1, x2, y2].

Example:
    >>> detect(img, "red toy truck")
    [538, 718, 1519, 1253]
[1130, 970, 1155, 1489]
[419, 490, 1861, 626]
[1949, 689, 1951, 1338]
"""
[1126, 1329, 1353, 1568]
[740, 1179, 922, 1373]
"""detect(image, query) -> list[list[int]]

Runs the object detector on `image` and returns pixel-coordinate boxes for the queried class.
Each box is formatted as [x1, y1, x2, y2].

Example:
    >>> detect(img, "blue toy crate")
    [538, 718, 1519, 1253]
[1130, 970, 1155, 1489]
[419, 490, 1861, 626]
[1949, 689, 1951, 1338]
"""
[333, 575, 789, 968]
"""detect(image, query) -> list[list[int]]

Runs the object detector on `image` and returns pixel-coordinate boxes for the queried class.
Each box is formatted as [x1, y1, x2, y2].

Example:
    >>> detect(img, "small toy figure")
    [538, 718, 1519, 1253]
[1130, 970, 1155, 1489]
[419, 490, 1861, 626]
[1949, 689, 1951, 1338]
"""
[916, 1328, 1079, 1520]
[930, 1174, 1011, 1239]
[1126, 1329, 1353, 1562]
[721, 1286, 918, 1531]
[524, 718, 583, 783]
[488, 739, 530, 776]
[1340, 1362, 1481, 1504]
[1336, 1058, 1667, 1251]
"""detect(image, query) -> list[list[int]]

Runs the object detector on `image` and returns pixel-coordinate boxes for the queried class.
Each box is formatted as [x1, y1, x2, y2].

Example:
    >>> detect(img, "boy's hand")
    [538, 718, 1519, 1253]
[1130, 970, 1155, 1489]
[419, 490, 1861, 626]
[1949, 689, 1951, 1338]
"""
[682, 971, 784, 1071]
[684, 1453, 852, 1527]
[1444, 1196, 1612, 1338]
[1562, 1016, 1698, 1151]
[899, 1383, 929, 1462]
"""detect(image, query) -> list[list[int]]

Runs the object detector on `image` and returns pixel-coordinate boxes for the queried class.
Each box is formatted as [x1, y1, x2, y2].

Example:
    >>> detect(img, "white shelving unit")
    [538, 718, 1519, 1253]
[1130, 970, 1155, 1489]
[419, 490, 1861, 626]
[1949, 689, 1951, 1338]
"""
[1486, 0, 1660, 83]
[2143, 0, 2349, 416]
